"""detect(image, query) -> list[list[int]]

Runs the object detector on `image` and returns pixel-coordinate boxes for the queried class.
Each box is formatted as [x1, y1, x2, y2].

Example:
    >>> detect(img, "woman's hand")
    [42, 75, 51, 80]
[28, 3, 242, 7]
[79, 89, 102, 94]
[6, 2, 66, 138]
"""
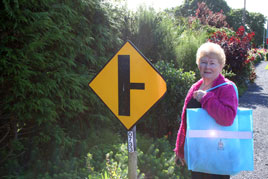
[175, 155, 186, 166]
[193, 90, 207, 102]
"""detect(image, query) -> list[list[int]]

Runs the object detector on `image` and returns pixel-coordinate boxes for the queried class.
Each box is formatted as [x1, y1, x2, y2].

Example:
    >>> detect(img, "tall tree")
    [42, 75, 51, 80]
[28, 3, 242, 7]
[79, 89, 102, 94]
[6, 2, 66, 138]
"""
[175, 0, 231, 18]
[227, 9, 265, 46]
[0, 0, 121, 177]
[174, 0, 265, 46]
[246, 12, 266, 46]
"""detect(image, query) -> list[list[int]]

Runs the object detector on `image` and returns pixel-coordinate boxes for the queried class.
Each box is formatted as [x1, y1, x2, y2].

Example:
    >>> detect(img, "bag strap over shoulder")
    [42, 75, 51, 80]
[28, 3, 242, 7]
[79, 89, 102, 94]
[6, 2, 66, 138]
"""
[206, 82, 239, 100]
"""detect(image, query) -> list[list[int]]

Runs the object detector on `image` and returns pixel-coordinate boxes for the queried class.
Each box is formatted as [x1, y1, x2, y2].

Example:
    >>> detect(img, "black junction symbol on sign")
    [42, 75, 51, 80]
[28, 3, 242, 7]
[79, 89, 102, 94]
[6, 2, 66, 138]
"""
[118, 55, 145, 116]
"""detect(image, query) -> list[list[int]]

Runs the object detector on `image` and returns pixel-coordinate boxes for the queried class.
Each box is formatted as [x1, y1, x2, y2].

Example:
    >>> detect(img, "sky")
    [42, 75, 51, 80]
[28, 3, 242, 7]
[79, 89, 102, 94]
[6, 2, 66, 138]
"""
[126, 0, 268, 19]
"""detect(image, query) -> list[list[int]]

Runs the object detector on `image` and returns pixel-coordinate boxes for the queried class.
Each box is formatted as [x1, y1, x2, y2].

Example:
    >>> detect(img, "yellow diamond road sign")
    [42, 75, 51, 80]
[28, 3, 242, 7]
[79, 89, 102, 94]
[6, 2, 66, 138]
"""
[89, 41, 167, 130]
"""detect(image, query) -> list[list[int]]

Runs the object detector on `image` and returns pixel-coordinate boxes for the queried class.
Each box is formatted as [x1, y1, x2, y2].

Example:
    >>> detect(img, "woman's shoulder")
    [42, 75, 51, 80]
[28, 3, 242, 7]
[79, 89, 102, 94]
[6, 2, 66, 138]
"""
[215, 74, 236, 86]
[223, 77, 237, 89]
[216, 76, 238, 97]
[213, 74, 237, 94]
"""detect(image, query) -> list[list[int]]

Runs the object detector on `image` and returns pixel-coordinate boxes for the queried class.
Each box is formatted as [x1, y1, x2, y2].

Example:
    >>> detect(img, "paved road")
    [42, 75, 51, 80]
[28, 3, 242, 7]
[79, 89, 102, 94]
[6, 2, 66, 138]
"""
[231, 61, 268, 179]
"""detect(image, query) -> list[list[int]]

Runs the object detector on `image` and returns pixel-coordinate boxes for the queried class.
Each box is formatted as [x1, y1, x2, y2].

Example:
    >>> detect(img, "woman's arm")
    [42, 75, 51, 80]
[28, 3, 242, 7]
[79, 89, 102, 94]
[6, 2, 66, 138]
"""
[200, 84, 238, 126]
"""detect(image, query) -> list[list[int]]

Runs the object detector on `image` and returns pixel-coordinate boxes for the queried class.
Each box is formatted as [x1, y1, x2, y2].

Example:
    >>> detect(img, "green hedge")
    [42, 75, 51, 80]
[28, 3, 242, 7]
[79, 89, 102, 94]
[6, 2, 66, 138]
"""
[0, 0, 121, 177]
[138, 61, 195, 141]
[87, 134, 191, 179]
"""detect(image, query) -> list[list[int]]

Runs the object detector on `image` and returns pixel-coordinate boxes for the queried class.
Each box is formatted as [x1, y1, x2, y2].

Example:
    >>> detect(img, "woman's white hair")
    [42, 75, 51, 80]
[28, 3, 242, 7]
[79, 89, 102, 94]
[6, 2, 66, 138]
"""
[196, 42, 226, 66]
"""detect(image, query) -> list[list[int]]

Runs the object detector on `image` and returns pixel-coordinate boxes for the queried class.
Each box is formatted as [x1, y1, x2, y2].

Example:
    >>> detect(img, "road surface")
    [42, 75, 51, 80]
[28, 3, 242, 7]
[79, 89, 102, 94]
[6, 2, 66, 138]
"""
[231, 61, 268, 179]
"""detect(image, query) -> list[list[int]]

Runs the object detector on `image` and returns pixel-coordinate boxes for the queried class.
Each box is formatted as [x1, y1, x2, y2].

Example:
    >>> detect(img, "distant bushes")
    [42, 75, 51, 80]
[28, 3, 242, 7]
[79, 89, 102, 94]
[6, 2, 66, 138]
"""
[247, 48, 267, 65]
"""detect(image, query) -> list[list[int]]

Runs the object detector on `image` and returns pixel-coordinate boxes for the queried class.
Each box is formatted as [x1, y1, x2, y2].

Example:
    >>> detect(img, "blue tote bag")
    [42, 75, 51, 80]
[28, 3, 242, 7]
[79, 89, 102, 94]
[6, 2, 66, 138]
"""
[184, 82, 254, 175]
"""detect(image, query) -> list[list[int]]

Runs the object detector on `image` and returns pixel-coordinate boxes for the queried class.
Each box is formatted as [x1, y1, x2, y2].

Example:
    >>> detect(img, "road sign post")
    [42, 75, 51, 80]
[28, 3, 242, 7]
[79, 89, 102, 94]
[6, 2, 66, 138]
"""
[128, 125, 137, 179]
[89, 41, 166, 179]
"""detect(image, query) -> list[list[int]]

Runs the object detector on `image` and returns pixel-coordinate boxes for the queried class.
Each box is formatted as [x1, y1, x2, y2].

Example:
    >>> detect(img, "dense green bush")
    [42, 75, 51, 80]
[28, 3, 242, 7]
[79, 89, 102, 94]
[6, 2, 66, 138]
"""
[86, 135, 191, 179]
[137, 135, 190, 178]
[2, 0, 260, 178]
[204, 26, 235, 38]
[138, 61, 195, 141]
[0, 0, 121, 177]
[0, 0, 197, 177]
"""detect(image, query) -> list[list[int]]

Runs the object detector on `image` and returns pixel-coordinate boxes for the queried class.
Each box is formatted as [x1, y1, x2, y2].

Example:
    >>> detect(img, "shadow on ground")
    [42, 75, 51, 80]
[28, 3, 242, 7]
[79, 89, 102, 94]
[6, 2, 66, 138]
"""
[239, 83, 268, 109]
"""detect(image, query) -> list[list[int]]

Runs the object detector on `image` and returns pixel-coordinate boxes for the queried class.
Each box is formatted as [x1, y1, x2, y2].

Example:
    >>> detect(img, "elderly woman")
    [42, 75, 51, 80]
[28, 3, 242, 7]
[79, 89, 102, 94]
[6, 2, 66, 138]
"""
[174, 42, 238, 179]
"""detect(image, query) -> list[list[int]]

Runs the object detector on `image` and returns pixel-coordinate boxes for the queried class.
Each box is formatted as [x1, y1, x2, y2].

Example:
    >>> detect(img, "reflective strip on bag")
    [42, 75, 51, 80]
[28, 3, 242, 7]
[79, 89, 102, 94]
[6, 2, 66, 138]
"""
[187, 130, 252, 139]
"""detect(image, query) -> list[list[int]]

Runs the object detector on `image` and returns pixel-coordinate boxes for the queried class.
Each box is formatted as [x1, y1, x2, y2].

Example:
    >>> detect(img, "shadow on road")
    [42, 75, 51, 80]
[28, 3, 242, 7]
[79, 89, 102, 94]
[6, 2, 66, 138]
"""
[239, 83, 268, 109]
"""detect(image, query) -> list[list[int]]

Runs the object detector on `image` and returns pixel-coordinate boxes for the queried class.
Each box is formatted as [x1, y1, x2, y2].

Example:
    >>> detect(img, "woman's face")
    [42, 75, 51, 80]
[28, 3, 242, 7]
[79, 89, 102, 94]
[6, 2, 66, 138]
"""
[198, 56, 223, 81]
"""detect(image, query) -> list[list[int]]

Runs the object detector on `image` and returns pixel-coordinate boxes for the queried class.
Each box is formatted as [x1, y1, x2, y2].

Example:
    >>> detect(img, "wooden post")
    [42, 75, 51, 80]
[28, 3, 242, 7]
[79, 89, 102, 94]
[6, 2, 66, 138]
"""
[128, 125, 137, 179]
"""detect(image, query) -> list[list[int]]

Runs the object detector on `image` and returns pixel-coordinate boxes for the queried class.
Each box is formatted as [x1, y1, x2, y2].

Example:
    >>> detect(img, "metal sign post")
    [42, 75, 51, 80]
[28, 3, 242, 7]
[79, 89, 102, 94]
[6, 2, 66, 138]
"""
[128, 126, 137, 179]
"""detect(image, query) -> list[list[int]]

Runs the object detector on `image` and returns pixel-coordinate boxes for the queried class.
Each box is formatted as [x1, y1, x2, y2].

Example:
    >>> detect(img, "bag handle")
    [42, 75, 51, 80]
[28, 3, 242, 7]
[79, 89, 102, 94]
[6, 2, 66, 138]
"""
[206, 82, 239, 101]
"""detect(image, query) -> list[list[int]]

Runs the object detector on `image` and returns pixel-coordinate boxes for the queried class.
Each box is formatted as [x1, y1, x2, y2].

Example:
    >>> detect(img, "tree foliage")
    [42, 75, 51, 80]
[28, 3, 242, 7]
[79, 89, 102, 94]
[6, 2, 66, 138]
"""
[209, 26, 255, 91]
[0, 0, 121, 177]
[120, 7, 178, 64]
[138, 61, 196, 139]
[0, 0, 260, 178]
[0, 0, 196, 177]
[189, 2, 228, 28]
[175, 0, 266, 46]
[227, 9, 265, 46]
[175, 22, 208, 75]
[175, 0, 230, 18]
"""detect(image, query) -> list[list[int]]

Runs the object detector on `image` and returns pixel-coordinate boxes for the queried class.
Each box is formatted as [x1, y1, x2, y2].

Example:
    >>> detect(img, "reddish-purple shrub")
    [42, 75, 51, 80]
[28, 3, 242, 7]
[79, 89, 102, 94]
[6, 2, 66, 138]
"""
[209, 26, 255, 74]
[189, 2, 228, 28]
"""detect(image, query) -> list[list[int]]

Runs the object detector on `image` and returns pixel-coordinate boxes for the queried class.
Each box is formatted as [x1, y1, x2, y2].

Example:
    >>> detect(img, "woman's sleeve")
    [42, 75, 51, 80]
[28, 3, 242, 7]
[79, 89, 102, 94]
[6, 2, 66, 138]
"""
[174, 118, 186, 158]
[174, 85, 195, 158]
[200, 84, 238, 126]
